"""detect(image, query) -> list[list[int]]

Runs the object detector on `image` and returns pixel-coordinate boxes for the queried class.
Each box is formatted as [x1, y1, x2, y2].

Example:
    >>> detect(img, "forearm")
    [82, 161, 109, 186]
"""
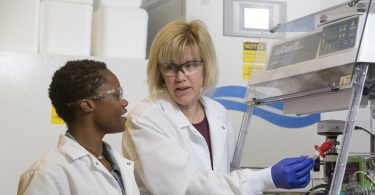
[186, 168, 275, 195]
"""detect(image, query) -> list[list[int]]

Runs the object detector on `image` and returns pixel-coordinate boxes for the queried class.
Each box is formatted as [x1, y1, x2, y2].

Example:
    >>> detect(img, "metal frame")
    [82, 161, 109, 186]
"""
[231, 105, 254, 170]
[329, 63, 368, 194]
[231, 63, 369, 195]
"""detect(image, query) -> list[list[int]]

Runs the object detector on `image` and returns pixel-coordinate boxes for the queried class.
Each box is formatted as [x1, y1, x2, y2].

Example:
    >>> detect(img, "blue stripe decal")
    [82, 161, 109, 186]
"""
[213, 99, 247, 112]
[209, 85, 320, 128]
[209, 85, 247, 98]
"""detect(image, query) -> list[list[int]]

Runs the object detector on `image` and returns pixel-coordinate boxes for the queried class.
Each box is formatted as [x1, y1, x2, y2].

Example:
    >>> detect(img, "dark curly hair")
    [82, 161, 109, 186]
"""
[49, 59, 108, 125]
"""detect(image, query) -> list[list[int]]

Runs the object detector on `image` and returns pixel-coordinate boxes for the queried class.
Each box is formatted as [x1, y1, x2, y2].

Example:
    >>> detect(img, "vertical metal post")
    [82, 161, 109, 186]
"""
[329, 64, 369, 195]
[231, 105, 255, 171]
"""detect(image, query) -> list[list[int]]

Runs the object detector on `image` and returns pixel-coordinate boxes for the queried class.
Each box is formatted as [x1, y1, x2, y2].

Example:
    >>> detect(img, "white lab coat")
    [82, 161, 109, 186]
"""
[123, 91, 276, 195]
[18, 135, 140, 195]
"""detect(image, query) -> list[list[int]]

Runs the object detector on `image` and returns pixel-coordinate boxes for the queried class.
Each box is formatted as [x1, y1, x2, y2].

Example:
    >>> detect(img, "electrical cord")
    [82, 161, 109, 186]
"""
[351, 170, 375, 186]
[354, 126, 375, 136]
[304, 183, 330, 195]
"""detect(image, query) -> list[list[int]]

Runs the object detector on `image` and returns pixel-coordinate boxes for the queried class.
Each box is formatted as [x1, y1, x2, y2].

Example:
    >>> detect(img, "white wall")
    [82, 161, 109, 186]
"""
[0, 0, 39, 52]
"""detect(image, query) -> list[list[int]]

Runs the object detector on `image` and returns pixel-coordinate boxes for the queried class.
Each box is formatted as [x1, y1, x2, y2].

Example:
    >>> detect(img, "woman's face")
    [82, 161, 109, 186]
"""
[161, 50, 204, 108]
[91, 69, 128, 134]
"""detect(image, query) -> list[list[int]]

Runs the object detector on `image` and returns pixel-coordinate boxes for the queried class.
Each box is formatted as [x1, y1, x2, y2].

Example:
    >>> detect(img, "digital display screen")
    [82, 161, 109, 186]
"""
[319, 17, 358, 56]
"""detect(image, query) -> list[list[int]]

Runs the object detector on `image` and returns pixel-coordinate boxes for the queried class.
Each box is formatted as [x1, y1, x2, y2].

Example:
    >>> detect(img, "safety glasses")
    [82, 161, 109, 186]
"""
[88, 87, 123, 101]
[160, 60, 204, 77]
[66, 87, 123, 108]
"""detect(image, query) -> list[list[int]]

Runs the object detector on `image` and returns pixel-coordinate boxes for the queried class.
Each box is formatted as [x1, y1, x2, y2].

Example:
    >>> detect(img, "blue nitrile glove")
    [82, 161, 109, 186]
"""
[271, 157, 315, 189]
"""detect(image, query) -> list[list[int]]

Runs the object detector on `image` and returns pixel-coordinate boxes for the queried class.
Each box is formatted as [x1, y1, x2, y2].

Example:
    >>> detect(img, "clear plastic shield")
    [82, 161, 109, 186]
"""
[246, 0, 372, 105]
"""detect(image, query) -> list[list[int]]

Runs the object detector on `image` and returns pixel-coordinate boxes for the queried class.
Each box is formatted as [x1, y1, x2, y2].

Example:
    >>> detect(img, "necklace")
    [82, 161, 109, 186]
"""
[81, 145, 104, 160]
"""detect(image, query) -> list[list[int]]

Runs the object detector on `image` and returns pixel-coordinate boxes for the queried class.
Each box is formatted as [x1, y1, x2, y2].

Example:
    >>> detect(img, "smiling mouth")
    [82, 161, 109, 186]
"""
[121, 110, 127, 117]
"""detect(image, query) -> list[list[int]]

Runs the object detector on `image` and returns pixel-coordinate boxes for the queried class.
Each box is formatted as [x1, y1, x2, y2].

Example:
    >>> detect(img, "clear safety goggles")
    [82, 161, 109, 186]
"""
[66, 87, 123, 108]
[160, 60, 204, 77]
[88, 87, 123, 101]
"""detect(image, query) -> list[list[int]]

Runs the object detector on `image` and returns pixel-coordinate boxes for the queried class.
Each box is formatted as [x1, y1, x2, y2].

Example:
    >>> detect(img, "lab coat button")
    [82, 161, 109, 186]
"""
[95, 162, 99, 165]
[222, 125, 226, 130]
[127, 162, 131, 166]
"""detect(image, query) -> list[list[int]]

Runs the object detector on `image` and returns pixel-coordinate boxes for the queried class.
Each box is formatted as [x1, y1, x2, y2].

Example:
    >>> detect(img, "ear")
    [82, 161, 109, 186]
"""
[79, 99, 95, 113]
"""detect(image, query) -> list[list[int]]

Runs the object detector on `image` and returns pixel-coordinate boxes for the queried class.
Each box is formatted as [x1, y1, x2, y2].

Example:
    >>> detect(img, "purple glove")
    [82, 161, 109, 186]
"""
[271, 157, 315, 189]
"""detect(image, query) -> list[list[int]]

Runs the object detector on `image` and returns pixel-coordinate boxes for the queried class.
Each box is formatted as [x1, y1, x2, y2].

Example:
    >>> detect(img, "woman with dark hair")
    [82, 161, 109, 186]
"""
[18, 59, 139, 195]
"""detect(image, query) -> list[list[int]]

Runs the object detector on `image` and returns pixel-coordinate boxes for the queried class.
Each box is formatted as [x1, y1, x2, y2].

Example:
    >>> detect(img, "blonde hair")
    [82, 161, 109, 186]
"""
[147, 19, 218, 96]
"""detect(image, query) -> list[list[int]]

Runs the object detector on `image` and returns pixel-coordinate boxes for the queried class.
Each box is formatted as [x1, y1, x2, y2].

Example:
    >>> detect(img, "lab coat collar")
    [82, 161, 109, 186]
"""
[58, 135, 138, 194]
[58, 134, 91, 160]
[58, 134, 119, 161]
[57, 135, 115, 179]
[157, 91, 191, 128]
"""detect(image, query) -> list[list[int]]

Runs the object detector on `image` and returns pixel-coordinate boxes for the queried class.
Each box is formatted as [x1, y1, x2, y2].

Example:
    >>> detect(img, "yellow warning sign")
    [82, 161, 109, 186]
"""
[243, 41, 267, 80]
[51, 106, 65, 124]
[243, 64, 265, 81]
[243, 42, 267, 63]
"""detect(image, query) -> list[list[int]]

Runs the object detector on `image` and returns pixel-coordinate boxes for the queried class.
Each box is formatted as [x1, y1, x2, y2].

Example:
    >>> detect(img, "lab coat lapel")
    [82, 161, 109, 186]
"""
[59, 135, 138, 194]
[58, 135, 108, 174]
[202, 97, 228, 171]
[112, 150, 139, 195]
[158, 92, 217, 170]
[60, 136, 124, 183]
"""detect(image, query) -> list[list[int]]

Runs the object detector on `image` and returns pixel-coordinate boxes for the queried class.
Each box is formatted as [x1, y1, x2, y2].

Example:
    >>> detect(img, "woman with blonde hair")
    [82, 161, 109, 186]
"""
[123, 20, 314, 195]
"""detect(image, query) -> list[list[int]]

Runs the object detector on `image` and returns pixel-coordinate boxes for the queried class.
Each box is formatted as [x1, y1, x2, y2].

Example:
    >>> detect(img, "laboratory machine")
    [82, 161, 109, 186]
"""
[232, 0, 375, 194]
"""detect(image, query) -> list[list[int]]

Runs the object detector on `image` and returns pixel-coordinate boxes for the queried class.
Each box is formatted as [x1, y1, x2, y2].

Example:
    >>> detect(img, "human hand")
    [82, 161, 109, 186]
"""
[271, 157, 315, 189]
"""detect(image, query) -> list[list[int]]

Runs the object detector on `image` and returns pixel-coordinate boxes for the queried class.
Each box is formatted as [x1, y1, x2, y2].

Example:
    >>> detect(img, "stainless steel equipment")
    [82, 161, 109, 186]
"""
[232, 1, 375, 194]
